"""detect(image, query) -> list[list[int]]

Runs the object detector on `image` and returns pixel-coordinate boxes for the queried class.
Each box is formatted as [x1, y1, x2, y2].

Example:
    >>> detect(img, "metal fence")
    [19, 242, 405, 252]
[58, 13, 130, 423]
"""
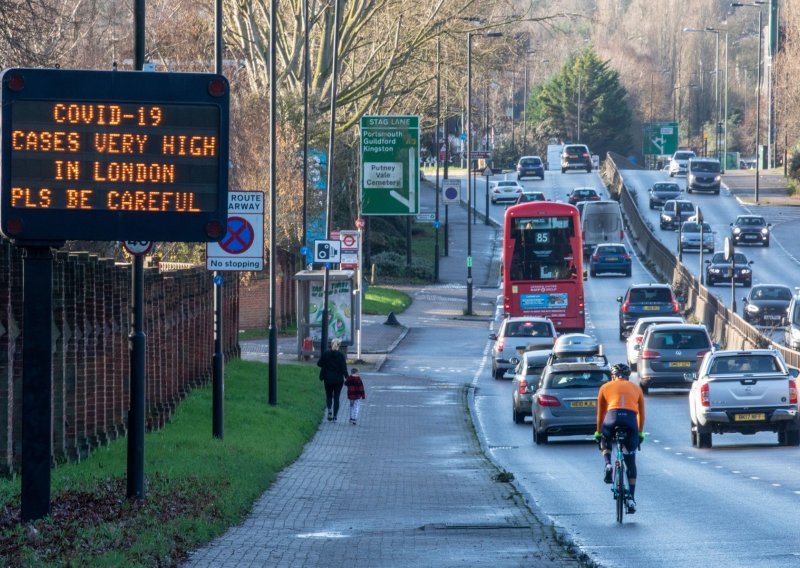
[605, 152, 800, 369]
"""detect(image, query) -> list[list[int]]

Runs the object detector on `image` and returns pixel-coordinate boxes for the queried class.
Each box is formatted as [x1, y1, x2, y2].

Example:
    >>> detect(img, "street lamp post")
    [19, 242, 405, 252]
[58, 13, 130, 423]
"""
[466, 30, 502, 314]
[684, 27, 720, 164]
[731, 2, 766, 202]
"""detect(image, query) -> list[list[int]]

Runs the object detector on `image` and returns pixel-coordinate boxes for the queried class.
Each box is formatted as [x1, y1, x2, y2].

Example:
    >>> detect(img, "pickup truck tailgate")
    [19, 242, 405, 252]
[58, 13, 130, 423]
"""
[708, 376, 792, 408]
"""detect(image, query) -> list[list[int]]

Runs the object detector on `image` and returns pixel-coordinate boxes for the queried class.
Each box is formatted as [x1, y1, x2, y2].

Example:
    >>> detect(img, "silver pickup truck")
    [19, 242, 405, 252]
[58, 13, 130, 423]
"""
[688, 349, 800, 448]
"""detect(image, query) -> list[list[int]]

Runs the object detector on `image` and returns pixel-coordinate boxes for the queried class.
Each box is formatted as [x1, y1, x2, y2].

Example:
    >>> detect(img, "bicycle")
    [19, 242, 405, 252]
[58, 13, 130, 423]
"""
[610, 427, 631, 524]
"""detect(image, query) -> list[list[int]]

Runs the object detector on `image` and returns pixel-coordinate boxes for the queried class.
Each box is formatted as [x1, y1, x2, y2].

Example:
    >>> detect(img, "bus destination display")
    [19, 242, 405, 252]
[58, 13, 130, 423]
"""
[0, 68, 229, 243]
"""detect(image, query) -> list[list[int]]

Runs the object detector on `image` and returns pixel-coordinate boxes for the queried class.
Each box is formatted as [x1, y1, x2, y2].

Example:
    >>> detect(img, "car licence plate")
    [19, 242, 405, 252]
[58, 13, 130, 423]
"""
[605, 257, 618, 261]
[744, 235, 757, 239]
[571, 400, 596, 408]
[734, 413, 766, 422]
[669, 361, 692, 368]
[643, 306, 660, 311]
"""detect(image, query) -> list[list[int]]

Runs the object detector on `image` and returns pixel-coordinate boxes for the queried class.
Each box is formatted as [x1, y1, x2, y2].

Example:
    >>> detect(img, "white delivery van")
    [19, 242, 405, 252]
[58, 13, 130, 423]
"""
[581, 200, 624, 252]
[546, 144, 563, 171]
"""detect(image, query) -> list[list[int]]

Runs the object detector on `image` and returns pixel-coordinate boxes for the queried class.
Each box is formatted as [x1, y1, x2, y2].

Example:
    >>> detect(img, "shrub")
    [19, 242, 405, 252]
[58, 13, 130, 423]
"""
[370, 251, 433, 281]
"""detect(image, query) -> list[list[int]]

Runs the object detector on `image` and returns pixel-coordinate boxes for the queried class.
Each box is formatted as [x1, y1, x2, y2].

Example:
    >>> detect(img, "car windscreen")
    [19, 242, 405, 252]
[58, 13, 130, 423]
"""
[709, 356, 781, 374]
[545, 370, 610, 389]
[691, 161, 720, 173]
[505, 321, 553, 337]
[646, 330, 710, 350]
[628, 288, 673, 303]
[737, 217, 765, 226]
[711, 253, 747, 264]
[751, 286, 792, 301]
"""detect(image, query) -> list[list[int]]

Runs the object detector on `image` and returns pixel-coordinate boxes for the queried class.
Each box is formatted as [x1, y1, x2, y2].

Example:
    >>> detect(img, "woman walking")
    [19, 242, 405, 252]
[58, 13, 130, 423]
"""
[317, 338, 348, 421]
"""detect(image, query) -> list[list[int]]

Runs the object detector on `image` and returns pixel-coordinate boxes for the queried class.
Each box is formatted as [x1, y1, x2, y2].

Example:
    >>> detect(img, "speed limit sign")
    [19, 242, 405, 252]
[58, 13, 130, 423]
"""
[123, 241, 153, 255]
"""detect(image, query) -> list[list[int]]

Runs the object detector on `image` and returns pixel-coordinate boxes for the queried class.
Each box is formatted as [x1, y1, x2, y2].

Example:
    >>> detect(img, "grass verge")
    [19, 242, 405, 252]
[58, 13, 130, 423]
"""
[362, 286, 412, 315]
[0, 359, 320, 567]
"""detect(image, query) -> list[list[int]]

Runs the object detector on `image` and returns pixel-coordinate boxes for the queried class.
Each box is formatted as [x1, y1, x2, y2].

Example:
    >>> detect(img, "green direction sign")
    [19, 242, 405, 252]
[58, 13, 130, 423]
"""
[642, 122, 678, 156]
[360, 115, 420, 215]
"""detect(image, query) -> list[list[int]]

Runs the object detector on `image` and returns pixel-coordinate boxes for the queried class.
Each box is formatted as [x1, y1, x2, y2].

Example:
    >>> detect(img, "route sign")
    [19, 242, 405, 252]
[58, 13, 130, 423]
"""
[442, 179, 461, 203]
[360, 115, 419, 216]
[642, 122, 678, 156]
[207, 191, 264, 271]
[0, 68, 229, 243]
[338, 229, 359, 270]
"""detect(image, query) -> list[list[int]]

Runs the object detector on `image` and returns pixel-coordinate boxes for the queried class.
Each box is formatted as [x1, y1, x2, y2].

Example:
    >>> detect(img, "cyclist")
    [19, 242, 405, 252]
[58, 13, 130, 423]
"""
[594, 363, 645, 513]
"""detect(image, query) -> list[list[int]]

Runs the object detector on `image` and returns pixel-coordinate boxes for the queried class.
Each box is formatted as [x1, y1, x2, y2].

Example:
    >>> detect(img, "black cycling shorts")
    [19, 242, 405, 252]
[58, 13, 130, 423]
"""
[601, 409, 639, 453]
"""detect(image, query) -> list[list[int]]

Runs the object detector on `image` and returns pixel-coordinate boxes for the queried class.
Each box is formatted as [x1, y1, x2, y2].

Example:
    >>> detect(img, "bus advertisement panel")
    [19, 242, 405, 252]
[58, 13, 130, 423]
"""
[502, 202, 585, 332]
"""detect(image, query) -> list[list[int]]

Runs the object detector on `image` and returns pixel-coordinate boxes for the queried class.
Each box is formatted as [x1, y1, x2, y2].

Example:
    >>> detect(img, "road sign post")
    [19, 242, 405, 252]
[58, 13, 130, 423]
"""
[360, 115, 420, 215]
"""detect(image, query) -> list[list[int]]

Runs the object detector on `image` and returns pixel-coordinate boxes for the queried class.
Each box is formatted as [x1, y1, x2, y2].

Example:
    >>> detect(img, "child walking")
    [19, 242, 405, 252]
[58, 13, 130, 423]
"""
[344, 368, 366, 425]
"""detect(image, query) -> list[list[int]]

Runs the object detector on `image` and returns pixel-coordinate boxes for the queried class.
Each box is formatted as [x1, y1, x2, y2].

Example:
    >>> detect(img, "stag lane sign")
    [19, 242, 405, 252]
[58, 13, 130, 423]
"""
[0, 68, 229, 243]
[360, 115, 419, 215]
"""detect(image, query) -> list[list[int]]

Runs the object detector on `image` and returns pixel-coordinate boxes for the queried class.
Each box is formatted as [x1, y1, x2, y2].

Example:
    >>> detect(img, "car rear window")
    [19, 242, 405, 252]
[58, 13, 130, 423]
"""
[647, 330, 709, 350]
[520, 158, 541, 166]
[628, 288, 673, 303]
[598, 245, 625, 255]
[674, 152, 694, 160]
[678, 202, 695, 212]
[691, 161, 720, 173]
[505, 321, 553, 338]
[653, 184, 679, 192]
[545, 370, 610, 389]
[709, 356, 781, 374]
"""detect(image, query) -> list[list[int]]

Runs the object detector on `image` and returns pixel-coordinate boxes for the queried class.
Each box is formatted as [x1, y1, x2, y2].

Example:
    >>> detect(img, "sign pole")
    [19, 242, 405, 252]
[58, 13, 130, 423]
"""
[212, 0, 224, 438]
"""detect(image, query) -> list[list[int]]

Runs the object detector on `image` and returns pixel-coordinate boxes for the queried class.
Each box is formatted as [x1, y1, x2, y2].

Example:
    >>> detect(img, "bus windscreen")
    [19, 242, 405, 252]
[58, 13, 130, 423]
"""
[509, 216, 577, 281]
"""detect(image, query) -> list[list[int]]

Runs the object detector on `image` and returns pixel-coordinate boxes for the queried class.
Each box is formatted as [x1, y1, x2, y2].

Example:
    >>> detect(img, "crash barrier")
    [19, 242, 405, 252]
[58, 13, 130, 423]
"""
[605, 152, 800, 368]
[0, 242, 239, 474]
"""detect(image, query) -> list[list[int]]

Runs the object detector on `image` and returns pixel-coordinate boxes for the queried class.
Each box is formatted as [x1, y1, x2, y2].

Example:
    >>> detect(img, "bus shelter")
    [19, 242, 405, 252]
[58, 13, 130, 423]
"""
[294, 269, 356, 360]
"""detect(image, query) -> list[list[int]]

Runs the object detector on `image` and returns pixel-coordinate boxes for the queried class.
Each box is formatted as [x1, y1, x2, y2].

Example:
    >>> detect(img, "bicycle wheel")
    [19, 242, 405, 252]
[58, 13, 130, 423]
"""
[615, 461, 625, 523]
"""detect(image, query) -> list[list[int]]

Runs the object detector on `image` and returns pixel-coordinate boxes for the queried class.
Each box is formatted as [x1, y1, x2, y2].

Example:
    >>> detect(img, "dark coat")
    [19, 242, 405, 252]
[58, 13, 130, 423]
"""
[344, 374, 366, 400]
[317, 348, 348, 385]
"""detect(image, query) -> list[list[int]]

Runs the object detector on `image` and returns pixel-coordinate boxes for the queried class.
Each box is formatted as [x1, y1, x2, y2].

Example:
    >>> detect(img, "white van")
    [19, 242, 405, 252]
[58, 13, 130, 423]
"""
[546, 144, 563, 171]
[581, 200, 624, 252]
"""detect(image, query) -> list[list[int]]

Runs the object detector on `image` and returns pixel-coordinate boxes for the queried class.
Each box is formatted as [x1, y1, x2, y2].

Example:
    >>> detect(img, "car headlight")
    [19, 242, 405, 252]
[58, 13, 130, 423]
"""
[792, 327, 800, 340]
[714, 175, 721, 182]
[761, 228, 769, 235]
[741, 269, 751, 274]
[689, 175, 695, 182]
[746, 303, 760, 313]
[661, 214, 671, 221]
[709, 268, 720, 274]
[733, 227, 741, 234]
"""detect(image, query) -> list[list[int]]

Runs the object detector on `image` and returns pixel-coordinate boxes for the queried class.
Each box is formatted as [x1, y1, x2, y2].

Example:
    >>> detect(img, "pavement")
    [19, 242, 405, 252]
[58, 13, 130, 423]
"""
[183, 179, 585, 567]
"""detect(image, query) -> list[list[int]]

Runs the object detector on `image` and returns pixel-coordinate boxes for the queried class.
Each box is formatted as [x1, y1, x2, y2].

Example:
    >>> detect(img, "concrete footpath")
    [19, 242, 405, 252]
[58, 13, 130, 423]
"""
[183, 178, 585, 567]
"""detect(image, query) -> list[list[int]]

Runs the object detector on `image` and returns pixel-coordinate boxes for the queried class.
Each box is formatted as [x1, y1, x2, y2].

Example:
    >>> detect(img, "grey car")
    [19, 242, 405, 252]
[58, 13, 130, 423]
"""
[531, 361, 611, 444]
[637, 323, 713, 394]
[511, 350, 551, 424]
[490, 317, 557, 379]
[679, 221, 714, 253]
[648, 181, 682, 209]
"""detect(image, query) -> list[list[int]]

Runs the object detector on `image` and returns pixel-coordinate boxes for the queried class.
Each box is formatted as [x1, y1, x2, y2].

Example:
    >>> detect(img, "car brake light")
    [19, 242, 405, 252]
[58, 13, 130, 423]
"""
[641, 350, 662, 359]
[582, 152, 590, 158]
[700, 382, 710, 407]
[620, 230, 625, 240]
[497, 338, 505, 352]
[696, 350, 710, 359]
[790, 379, 798, 405]
[537, 394, 561, 407]
[635, 336, 643, 343]
[671, 298, 680, 313]
[621, 301, 629, 313]
[519, 379, 528, 395]
[592, 254, 599, 261]
[623, 253, 631, 261]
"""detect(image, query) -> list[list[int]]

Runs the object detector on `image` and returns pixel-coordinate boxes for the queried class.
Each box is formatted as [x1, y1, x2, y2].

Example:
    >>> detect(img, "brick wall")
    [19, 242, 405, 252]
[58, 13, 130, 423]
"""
[0, 244, 245, 474]
[238, 250, 297, 331]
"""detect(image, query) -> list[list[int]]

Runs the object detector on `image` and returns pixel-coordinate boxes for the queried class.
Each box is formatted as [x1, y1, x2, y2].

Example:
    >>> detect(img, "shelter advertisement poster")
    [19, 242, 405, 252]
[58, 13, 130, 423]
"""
[309, 280, 353, 343]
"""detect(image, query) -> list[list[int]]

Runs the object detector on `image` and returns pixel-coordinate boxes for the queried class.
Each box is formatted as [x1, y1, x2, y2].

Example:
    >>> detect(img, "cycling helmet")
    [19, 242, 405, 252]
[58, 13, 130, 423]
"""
[610, 363, 631, 379]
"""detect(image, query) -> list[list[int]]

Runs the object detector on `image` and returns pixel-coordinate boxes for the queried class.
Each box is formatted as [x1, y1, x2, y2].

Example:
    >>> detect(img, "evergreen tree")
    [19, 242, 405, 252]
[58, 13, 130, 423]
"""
[527, 47, 633, 158]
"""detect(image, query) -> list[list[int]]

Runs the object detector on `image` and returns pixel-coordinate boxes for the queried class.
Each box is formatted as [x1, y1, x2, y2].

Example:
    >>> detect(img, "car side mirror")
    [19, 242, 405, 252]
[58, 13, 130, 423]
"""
[583, 270, 588, 281]
[768, 223, 772, 227]
[790, 368, 800, 378]
[729, 222, 733, 226]
[677, 295, 686, 304]
[704, 259, 711, 264]
[712, 342, 721, 350]
[742, 297, 748, 304]
[748, 260, 754, 265]
[617, 296, 623, 302]
[489, 333, 497, 341]
[684, 372, 698, 381]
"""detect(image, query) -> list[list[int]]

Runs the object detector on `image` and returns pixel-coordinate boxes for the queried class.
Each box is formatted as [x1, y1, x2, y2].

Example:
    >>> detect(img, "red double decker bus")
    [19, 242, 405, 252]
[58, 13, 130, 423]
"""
[502, 201, 585, 332]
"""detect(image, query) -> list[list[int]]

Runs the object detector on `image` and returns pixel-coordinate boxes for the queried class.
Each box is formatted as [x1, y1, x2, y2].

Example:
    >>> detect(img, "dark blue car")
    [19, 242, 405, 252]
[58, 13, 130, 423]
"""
[589, 243, 632, 277]
[516, 156, 545, 180]
[617, 283, 681, 339]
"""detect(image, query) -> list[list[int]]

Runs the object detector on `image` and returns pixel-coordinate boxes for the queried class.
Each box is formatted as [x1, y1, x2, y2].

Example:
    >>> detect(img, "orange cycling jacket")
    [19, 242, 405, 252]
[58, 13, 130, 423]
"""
[596, 379, 645, 432]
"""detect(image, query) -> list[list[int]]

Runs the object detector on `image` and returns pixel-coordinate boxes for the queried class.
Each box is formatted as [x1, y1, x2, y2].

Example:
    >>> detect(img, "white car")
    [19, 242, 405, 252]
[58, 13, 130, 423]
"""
[489, 180, 524, 204]
[668, 150, 696, 177]
[625, 316, 684, 371]
[489, 316, 557, 379]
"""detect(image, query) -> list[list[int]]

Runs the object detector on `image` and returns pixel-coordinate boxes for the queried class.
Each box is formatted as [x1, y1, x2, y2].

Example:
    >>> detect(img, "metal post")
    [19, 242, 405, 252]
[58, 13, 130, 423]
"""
[731, 252, 737, 314]
[677, 222, 683, 263]
[212, 0, 224, 437]
[755, 9, 762, 202]
[434, 37, 441, 281]
[714, 31, 720, 165]
[321, 0, 342, 350]
[466, 32, 474, 315]
[267, 0, 279, 405]
[522, 59, 528, 155]
[20, 246, 53, 521]
[484, 168, 490, 225]
[443, 79, 450, 258]
[302, 0, 309, 259]
[698, 207, 705, 285]
[127, 0, 146, 501]
[723, 32, 729, 172]
[510, 69, 515, 159]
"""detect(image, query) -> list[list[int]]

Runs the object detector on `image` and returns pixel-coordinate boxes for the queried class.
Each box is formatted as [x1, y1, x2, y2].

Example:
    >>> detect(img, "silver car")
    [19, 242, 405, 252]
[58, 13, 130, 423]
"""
[490, 317, 557, 380]
[511, 350, 551, 424]
[637, 323, 713, 394]
[626, 316, 685, 371]
[679, 221, 715, 253]
[531, 362, 611, 444]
